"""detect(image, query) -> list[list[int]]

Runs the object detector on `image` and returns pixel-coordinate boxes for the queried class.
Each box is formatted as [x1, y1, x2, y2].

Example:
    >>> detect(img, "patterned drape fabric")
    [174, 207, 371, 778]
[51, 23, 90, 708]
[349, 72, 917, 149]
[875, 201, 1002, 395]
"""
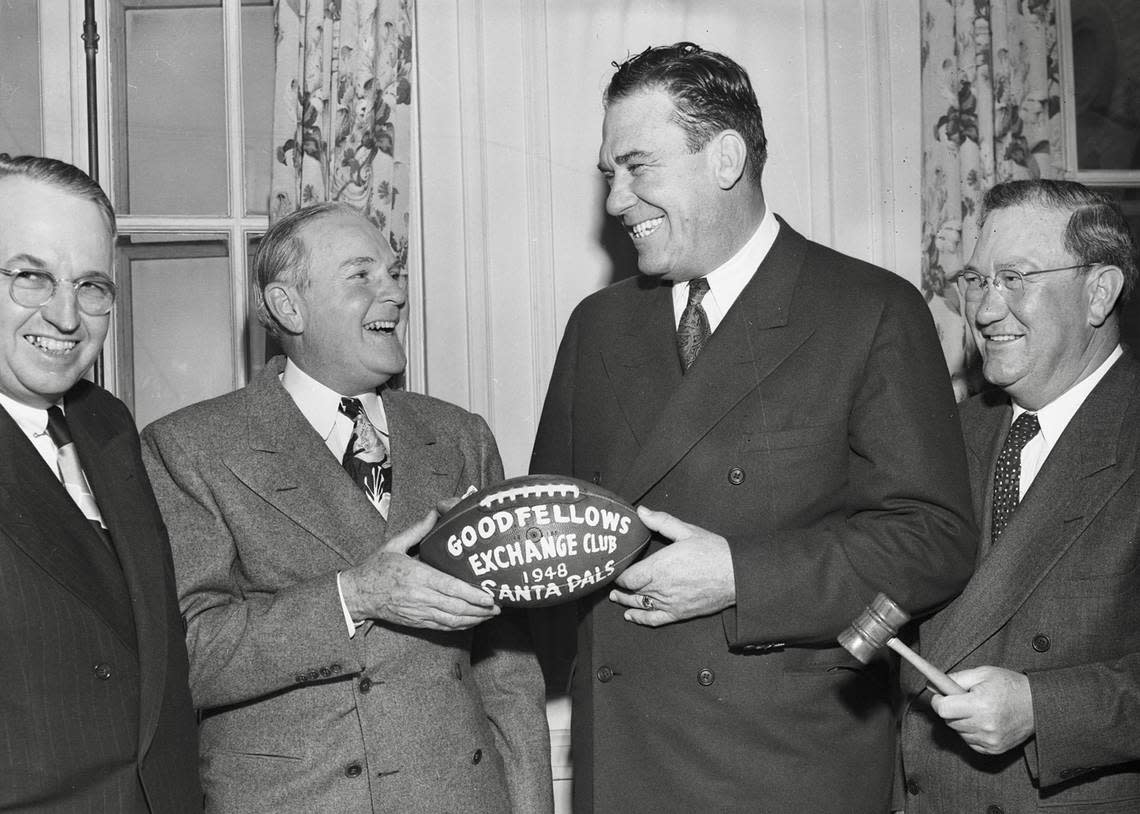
[920, 0, 1063, 400]
[270, 0, 413, 265]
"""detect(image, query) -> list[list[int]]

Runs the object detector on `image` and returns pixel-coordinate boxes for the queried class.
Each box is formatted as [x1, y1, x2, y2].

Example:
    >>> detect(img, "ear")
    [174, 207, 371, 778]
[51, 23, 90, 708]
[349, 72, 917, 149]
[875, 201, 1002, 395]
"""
[709, 129, 748, 190]
[1086, 264, 1125, 327]
[264, 283, 305, 335]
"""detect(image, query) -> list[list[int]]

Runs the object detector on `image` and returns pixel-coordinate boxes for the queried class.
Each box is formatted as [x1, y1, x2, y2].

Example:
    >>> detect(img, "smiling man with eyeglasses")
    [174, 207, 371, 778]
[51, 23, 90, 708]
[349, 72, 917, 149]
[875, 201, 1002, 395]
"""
[901, 179, 1140, 812]
[0, 154, 201, 812]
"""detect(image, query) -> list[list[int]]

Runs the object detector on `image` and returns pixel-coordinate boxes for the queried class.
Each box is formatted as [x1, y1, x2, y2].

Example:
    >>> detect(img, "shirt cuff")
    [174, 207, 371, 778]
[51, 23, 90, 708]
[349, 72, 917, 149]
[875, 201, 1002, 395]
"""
[335, 571, 364, 638]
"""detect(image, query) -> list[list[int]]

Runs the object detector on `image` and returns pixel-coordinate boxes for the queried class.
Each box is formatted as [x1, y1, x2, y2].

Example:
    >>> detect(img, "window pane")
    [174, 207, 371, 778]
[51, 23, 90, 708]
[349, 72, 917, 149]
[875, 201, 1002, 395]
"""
[0, 0, 43, 155]
[118, 235, 234, 426]
[119, 2, 228, 215]
[243, 1, 275, 215]
[1071, 0, 1140, 171]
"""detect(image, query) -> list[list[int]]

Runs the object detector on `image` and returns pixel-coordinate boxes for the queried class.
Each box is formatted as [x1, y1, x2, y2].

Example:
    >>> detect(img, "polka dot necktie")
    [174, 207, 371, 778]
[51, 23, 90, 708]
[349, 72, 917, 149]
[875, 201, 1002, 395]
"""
[990, 412, 1040, 545]
[338, 397, 392, 519]
[677, 277, 711, 371]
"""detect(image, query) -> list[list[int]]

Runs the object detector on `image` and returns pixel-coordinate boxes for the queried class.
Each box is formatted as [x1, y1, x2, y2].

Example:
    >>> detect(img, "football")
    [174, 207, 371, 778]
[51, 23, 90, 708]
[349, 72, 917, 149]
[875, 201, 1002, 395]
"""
[419, 475, 652, 607]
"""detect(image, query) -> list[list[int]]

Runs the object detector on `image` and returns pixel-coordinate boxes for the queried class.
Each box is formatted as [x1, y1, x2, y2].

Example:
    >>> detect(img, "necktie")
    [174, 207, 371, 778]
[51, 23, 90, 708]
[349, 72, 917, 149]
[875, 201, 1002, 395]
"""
[46, 406, 105, 528]
[677, 278, 711, 371]
[339, 397, 393, 518]
[990, 411, 1040, 545]
[44, 406, 134, 647]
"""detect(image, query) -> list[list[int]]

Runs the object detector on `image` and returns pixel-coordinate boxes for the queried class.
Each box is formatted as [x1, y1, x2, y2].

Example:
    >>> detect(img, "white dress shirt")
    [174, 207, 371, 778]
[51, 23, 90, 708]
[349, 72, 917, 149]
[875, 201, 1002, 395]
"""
[280, 359, 391, 636]
[1012, 344, 1123, 498]
[671, 207, 780, 330]
[0, 391, 58, 473]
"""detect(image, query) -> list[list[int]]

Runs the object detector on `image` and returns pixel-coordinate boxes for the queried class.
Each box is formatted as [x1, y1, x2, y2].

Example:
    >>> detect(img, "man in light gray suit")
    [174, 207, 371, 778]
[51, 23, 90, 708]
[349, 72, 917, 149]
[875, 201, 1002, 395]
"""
[900, 180, 1140, 811]
[142, 202, 552, 814]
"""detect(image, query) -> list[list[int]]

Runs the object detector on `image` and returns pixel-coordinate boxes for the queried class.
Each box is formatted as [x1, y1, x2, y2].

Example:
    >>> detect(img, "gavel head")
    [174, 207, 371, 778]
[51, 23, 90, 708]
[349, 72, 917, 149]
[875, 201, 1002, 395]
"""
[838, 593, 911, 664]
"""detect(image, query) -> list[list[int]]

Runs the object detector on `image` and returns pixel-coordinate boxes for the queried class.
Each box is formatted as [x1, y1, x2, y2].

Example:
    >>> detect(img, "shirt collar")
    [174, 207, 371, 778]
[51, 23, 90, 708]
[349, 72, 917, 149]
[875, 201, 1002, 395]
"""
[0, 390, 56, 438]
[674, 207, 779, 319]
[1011, 344, 1123, 445]
[279, 359, 386, 442]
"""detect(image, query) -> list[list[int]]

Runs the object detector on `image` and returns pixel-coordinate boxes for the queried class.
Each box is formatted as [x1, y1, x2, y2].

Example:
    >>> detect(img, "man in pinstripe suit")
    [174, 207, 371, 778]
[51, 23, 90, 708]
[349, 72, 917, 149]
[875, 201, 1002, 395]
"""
[0, 155, 200, 812]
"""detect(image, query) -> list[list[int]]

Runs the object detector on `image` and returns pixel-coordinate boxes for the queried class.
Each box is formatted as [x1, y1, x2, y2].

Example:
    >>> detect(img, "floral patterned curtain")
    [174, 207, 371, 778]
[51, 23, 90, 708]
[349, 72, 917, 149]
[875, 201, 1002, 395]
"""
[269, 0, 413, 266]
[920, 0, 1063, 399]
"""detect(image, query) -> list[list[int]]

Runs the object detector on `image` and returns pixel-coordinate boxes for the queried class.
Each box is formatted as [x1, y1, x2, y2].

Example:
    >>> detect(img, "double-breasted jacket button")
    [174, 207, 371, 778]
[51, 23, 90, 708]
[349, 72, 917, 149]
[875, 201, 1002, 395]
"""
[905, 778, 921, 795]
[727, 467, 745, 486]
[358, 677, 373, 693]
[472, 749, 483, 765]
[596, 665, 614, 683]
[697, 668, 715, 686]
[344, 763, 363, 778]
[986, 805, 1004, 814]
[93, 663, 112, 680]
[1031, 634, 1051, 652]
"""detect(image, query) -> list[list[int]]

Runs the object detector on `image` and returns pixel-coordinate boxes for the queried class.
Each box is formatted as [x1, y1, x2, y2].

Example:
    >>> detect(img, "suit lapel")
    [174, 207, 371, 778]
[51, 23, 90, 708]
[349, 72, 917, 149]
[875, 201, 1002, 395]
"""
[0, 401, 128, 627]
[221, 361, 384, 565]
[65, 384, 170, 759]
[599, 280, 681, 449]
[928, 358, 1138, 672]
[384, 391, 467, 533]
[618, 219, 815, 503]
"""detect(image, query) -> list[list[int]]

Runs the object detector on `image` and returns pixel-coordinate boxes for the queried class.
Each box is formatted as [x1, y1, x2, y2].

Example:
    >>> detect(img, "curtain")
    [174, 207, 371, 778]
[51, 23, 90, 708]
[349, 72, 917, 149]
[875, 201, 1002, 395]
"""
[269, 0, 413, 266]
[920, 0, 1064, 399]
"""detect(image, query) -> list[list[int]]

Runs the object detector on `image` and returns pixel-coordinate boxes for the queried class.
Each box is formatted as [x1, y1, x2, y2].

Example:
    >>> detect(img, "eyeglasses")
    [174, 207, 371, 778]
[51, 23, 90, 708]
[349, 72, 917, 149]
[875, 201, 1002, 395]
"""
[0, 267, 117, 316]
[955, 263, 1098, 302]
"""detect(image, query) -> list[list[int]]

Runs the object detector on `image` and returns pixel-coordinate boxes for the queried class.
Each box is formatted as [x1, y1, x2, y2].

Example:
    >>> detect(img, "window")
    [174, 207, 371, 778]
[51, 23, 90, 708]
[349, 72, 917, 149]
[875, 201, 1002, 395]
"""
[1061, 0, 1140, 349]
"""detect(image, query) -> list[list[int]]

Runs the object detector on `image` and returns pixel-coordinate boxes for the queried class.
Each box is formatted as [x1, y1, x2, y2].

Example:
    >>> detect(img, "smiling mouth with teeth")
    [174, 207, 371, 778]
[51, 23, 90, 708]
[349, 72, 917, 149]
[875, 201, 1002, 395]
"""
[364, 319, 398, 334]
[26, 335, 79, 355]
[627, 216, 664, 239]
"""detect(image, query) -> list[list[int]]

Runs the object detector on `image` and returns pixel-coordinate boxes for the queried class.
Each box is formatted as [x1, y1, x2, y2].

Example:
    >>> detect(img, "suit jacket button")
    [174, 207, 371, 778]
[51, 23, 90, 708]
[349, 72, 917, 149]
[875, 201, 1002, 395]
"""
[359, 677, 373, 693]
[1032, 634, 1050, 652]
[596, 665, 614, 683]
[986, 806, 1004, 814]
[93, 663, 112, 680]
[906, 778, 920, 795]
[345, 763, 363, 778]
[727, 467, 745, 485]
[472, 749, 482, 764]
[697, 668, 715, 686]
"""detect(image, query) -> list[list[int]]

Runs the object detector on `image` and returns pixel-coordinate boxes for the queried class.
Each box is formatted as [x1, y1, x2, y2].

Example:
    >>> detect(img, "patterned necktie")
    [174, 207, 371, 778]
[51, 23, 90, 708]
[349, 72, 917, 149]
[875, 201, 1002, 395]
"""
[677, 277, 711, 371]
[990, 411, 1040, 545]
[338, 397, 392, 519]
[46, 405, 106, 529]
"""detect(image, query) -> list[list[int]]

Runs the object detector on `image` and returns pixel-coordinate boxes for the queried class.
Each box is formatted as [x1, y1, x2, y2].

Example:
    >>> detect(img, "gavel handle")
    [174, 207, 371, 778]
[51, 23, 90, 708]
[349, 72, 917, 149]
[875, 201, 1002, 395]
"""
[887, 637, 965, 695]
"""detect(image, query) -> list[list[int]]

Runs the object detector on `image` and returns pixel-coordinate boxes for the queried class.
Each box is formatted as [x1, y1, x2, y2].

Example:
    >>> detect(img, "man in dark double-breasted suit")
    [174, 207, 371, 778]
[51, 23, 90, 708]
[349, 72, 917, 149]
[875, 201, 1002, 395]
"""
[530, 43, 976, 813]
[0, 155, 200, 811]
[900, 181, 1140, 811]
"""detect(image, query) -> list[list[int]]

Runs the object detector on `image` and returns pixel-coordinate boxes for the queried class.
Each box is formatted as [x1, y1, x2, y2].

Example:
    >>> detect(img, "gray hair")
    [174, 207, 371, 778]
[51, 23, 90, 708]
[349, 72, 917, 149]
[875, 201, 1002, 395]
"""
[980, 179, 1138, 300]
[252, 201, 368, 335]
[0, 154, 116, 236]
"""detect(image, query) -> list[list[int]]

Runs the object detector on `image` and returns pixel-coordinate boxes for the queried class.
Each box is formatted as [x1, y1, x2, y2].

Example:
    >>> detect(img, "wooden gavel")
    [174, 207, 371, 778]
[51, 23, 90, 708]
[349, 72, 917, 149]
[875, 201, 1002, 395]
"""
[838, 592, 964, 696]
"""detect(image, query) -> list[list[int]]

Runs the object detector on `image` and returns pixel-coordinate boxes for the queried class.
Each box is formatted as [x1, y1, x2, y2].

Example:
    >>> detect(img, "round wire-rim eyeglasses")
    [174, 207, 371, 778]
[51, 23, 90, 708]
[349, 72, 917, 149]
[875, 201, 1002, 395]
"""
[0, 266, 117, 316]
[955, 263, 1099, 301]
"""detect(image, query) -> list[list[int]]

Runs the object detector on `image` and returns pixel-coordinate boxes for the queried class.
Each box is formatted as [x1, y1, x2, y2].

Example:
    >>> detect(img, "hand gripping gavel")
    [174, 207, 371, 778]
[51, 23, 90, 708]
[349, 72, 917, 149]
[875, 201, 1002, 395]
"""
[838, 593, 964, 696]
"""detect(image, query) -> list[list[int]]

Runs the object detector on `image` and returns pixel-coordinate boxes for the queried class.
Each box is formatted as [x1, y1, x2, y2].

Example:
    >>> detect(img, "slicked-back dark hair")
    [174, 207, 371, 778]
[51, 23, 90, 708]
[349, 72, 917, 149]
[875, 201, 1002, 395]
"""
[605, 42, 768, 186]
[981, 179, 1138, 300]
[0, 153, 116, 235]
